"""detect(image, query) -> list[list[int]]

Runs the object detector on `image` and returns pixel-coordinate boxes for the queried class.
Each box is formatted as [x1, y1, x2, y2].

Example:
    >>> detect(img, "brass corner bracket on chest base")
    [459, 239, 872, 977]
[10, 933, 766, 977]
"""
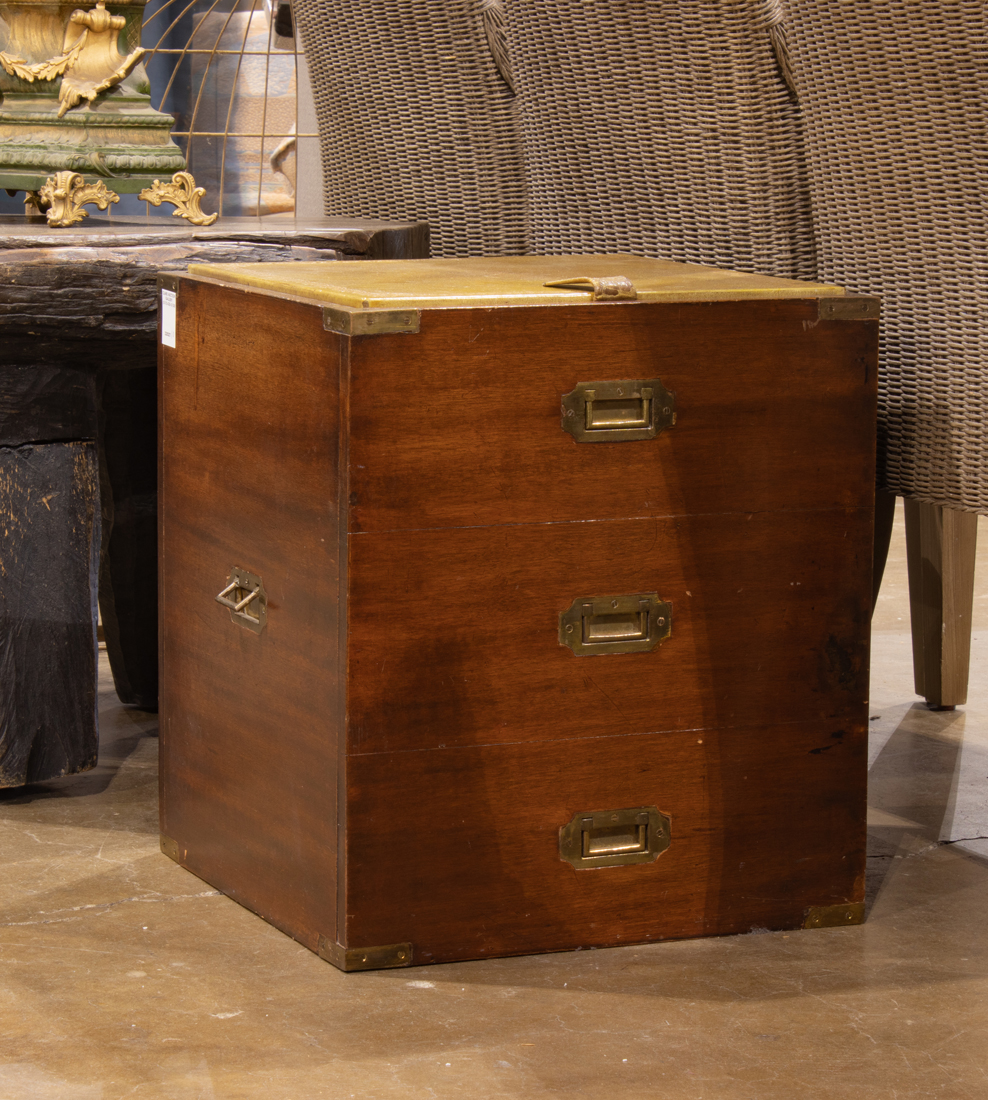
[803, 901, 865, 928]
[317, 936, 414, 972]
[25, 170, 217, 227]
[159, 834, 181, 862]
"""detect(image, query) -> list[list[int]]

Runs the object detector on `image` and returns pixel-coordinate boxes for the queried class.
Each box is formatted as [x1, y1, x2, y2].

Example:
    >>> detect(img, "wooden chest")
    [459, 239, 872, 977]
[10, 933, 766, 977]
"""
[158, 256, 878, 971]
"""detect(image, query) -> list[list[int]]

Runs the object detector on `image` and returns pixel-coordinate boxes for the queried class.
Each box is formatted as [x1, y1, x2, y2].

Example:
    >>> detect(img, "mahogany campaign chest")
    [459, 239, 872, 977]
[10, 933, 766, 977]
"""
[157, 256, 878, 970]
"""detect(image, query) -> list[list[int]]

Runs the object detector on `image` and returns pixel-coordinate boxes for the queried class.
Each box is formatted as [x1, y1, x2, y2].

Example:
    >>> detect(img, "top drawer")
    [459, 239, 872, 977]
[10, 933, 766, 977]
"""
[186, 256, 878, 532]
[343, 298, 877, 532]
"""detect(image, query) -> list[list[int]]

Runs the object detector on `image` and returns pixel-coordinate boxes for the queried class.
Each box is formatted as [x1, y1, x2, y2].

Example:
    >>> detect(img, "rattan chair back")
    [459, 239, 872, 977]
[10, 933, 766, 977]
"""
[293, 0, 527, 258]
[785, 0, 987, 512]
[503, 0, 815, 278]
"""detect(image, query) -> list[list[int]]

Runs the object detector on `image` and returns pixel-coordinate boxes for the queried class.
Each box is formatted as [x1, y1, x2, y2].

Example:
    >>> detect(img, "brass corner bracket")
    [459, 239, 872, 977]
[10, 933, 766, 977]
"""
[317, 936, 413, 972]
[139, 171, 218, 226]
[322, 304, 421, 337]
[38, 171, 118, 226]
[803, 901, 865, 929]
[159, 834, 181, 862]
[818, 297, 880, 321]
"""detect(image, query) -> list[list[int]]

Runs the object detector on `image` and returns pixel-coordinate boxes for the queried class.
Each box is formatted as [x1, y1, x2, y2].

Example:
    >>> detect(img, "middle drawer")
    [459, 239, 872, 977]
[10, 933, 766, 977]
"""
[345, 507, 870, 754]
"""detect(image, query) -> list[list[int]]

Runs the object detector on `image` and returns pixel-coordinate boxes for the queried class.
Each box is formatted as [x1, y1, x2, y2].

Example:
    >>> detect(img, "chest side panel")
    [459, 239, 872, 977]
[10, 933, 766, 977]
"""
[159, 279, 343, 950]
[346, 299, 877, 531]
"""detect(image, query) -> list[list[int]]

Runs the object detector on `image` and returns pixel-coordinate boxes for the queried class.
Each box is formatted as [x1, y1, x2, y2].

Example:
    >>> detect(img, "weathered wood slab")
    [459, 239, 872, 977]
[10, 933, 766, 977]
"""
[0, 216, 430, 367]
[0, 441, 99, 787]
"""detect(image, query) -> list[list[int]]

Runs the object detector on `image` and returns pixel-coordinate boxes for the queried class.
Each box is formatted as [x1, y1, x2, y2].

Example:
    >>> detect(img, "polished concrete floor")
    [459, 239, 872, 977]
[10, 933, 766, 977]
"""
[1, 503, 986, 1099]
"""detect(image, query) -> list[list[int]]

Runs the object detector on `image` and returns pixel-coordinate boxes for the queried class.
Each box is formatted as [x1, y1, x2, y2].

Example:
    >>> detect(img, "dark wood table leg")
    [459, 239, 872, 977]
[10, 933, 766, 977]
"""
[0, 364, 100, 786]
[0, 441, 100, 786]
[97, 363, 159, 710]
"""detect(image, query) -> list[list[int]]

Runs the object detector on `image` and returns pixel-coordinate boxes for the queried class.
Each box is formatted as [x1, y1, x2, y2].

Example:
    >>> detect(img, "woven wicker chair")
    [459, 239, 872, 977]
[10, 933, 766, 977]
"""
[784, 0, 984, 707]
[292, 0, 527, 257]
[294, 0, 810, 273]
[502, 0, 815, 277]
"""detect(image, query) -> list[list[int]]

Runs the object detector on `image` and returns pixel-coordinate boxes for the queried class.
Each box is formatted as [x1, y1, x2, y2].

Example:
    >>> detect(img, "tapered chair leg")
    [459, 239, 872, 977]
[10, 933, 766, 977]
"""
[904, 499, 979, 708]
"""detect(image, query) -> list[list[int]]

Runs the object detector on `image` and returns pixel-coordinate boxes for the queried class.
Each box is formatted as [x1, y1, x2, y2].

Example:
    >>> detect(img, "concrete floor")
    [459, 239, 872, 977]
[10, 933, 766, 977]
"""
[1, 503, 986, 1099]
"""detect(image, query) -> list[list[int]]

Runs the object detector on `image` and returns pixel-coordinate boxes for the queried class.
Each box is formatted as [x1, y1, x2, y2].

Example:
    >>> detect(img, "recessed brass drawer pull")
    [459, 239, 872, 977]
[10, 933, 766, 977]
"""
[559, 592, 671, 656]
[561, 378, 675, 442]
[560, 806, 671, 869]
[215, 567, 267, 634]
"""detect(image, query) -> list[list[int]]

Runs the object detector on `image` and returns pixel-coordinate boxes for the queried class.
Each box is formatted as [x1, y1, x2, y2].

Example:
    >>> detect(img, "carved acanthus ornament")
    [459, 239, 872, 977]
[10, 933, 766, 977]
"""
[37, 170, 119, 226]
[139, 171, 218, 226]
[0, 52, 36, 81]
[0, 0, 214, 226]
[0, 1, 144, 116]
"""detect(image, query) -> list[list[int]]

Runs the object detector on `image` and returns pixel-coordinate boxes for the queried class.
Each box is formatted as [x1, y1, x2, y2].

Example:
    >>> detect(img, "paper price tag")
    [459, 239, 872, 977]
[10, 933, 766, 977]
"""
[161, 288, 177, 348]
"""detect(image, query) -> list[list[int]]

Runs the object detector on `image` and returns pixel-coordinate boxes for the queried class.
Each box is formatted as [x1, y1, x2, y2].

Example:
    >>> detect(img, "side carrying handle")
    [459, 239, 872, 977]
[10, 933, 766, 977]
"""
[561, 378, 675, 443]
[216, 567, 267, 634]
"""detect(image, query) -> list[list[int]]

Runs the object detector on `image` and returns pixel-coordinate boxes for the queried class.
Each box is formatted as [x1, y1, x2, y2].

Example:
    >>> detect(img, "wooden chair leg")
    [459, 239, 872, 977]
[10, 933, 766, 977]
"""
[904, 499, 979, 708]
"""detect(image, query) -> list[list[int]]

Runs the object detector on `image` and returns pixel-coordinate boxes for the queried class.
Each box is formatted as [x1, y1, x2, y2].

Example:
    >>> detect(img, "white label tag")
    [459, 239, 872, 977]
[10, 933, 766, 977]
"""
[161, 288, 177, 348]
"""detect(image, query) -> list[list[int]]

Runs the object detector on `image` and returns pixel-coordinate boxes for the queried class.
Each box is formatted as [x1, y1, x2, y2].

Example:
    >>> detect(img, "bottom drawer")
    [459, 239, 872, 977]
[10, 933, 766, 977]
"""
[342, 718, 867, 965]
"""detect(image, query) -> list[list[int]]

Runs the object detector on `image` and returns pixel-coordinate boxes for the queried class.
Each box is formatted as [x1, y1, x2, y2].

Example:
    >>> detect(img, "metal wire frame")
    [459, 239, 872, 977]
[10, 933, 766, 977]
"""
[141, 0, 311, 215]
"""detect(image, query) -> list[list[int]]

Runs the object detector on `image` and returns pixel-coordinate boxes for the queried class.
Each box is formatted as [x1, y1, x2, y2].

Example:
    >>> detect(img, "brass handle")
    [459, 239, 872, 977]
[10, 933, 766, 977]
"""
[215, 567, 267, 634]
[560, 806, 671, 869]
[559, 592, 671, 656]
[561, 378, 675, 442]
[216, 581, 261, 614]
[543, 275, 638, 301]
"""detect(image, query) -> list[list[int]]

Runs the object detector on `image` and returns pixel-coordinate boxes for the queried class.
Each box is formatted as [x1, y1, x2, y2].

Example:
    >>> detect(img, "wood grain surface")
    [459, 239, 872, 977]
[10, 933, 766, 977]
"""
[159, 275, 876, 964]
[347, 298, 878, 531]
[159, 281, 345, 949]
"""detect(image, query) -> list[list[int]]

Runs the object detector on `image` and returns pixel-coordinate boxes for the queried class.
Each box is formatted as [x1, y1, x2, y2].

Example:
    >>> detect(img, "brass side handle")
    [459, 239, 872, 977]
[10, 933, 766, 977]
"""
[216, 567, 267, 634]
[561, 378, 675, 442]
[560, 806, 671, 869]
[559, 592, 671, 656]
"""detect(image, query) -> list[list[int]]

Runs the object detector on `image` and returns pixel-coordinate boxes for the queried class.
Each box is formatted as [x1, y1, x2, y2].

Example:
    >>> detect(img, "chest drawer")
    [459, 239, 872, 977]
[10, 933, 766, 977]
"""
[345, 298, 876, 531]
[346, 507, 870, 754]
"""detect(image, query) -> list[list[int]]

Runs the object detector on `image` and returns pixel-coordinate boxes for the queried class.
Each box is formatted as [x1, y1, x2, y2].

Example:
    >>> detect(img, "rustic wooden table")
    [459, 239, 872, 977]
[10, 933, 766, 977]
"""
[0, 214, 429, 786]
